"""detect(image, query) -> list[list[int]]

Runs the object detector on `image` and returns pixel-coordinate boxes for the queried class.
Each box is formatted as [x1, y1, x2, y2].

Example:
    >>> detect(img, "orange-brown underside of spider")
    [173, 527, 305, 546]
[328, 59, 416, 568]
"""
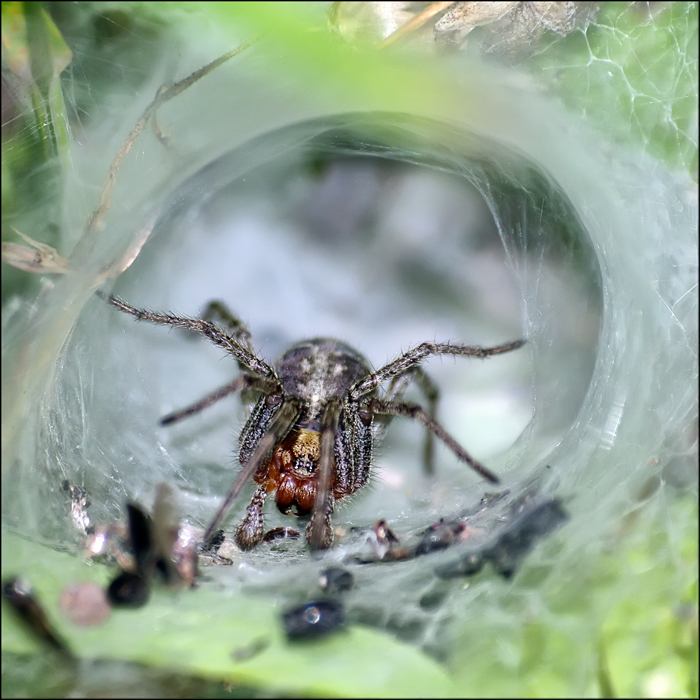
[254, 429, 349, 516]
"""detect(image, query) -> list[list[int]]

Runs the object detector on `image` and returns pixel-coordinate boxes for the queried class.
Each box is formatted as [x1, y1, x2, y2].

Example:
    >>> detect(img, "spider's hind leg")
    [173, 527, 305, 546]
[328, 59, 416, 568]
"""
[378, 366, 439, 475]
[388, 367, 439, 475]
[370, 397, 500, 484]
[351, 339, 525, 482]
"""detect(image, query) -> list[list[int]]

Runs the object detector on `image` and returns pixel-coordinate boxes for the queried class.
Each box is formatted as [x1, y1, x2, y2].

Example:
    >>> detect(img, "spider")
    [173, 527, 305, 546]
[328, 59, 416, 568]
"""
[106, 294, 525, 551]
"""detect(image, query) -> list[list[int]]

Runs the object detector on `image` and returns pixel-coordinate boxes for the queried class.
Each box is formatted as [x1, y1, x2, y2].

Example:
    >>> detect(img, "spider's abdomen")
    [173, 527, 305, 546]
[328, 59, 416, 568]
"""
[276, 338, 372, 424]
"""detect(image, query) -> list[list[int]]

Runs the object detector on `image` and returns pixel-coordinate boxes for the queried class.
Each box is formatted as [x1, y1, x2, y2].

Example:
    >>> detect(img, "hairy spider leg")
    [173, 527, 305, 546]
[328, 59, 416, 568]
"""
[160, 374, 279, 425]
[160, 375, 249, 426]
[351, 340, 526, 399]
[155, 300, 276, 424]
[307, 399, 342, 551]
[211, 398, 302, 548]
[103, 293, 304, 546]
[370, 397, 500, 483]
[351, 339, 526, 483]
[202, 300, 253, 352]
[234, 485, 268, 550]
[105, 294, 283, 423]
[381, 366, 439, 475]
[105, 295, 279, 381]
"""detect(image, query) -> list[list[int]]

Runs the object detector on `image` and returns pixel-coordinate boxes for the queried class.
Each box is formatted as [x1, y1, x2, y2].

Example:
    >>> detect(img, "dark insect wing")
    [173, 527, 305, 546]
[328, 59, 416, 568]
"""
[2, 578, 73, 656]
[126, 503, 153, 571]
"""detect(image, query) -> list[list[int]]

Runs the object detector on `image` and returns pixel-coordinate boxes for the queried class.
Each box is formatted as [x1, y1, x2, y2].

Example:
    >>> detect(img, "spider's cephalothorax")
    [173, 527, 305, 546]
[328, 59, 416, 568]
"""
[106, 295, 525, 551]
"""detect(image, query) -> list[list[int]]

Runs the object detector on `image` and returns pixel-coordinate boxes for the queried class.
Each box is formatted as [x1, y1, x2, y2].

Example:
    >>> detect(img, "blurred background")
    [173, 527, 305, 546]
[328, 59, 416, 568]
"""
[2, 3, 697, 697]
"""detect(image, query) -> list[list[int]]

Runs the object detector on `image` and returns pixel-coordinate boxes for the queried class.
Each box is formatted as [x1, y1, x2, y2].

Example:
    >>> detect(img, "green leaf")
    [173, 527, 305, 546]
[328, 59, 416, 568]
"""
[2, 533, 458, 697]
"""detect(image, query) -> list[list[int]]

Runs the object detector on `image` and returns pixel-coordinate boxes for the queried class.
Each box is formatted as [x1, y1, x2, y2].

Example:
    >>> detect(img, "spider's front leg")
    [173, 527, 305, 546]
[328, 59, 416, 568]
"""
[201, 300, 253, 353]
[305, 498, 335, 551]
[307, 400, 342, 551]
[202, 399, 301, 544]
[104, 294, 277, 380]
[235, 485, 269, 550]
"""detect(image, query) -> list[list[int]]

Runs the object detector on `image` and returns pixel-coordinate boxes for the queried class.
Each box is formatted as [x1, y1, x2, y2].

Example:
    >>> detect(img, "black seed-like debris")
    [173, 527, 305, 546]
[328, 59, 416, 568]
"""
[282, 600, 345, 640]
[107, 571, 150, 608]
[485, 498, 569, 579]
[318, 567, 354, 595]
[436, 497, 568, 580]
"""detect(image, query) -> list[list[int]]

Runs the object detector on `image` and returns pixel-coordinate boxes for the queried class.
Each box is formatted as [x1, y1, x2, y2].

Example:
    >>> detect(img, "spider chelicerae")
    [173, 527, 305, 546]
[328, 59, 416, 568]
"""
[106, 294, 525, 551]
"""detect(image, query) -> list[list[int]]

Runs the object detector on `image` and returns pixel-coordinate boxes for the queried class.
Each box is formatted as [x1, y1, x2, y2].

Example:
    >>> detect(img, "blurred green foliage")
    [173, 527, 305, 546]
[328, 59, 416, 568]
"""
[528, 1, 699, 177]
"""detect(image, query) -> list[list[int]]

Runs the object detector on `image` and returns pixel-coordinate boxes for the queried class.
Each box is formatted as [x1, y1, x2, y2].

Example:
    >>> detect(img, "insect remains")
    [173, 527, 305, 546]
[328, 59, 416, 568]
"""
[105, 294, 525, 551]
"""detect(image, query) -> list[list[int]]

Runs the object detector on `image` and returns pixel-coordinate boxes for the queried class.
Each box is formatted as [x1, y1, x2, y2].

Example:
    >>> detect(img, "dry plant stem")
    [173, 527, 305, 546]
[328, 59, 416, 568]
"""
[379, 1, 457, 48]
[1, 39, 256, 277]
[1, 228, 70, 274]
[75, 38, 257, 257]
